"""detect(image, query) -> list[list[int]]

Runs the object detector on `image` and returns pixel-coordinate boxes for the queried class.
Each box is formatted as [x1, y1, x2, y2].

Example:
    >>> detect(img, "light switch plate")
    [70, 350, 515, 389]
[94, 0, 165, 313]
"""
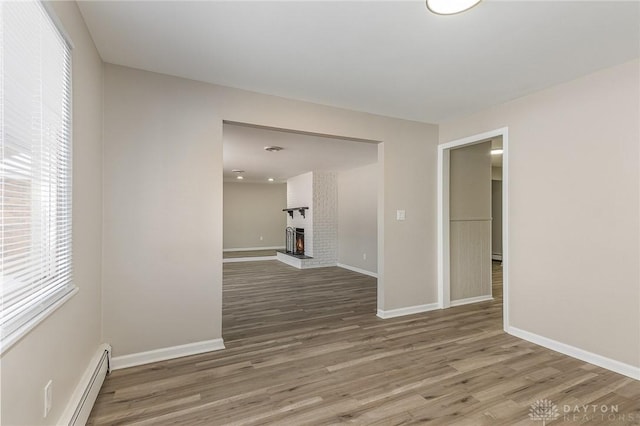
[396, 210, 406, 221]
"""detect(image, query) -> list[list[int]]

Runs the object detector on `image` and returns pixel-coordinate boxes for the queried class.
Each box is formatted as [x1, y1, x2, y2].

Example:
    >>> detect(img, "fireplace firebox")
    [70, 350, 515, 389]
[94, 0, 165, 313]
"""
[285, 227, 305, 255]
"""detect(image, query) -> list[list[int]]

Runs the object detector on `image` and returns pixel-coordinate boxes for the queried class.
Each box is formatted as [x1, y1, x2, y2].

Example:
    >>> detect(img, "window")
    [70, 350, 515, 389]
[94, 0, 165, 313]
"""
[1, 1, 74, 352]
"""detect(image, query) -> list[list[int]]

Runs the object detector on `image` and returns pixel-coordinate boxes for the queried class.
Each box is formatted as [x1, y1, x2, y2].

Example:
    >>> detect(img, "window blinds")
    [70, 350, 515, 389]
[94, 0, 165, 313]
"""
[1, 1, 73, 346]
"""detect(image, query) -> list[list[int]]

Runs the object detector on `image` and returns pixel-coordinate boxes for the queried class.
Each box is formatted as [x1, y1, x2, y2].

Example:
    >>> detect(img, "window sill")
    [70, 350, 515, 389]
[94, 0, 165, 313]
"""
[0, 286, 79, 356]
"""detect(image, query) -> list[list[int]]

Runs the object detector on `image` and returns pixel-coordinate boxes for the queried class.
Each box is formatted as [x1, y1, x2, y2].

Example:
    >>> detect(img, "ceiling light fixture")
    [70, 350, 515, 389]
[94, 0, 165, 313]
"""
[491, 149, 503, 155]
[268, 178, 274, 182]
[426, 0, 481, 15]
[232, 169, 245, 173]
[236, 176, 244, 180]
[264, 146, 283, 152]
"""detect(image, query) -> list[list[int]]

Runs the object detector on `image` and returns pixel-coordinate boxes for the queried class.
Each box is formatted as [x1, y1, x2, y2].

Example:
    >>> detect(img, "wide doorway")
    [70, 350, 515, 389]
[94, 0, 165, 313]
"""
[222, 122, 381, 341]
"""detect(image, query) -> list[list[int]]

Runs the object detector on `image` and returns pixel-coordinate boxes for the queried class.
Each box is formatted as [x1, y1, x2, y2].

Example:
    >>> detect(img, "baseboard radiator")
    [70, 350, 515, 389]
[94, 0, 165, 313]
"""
[65, 345, 111, 426]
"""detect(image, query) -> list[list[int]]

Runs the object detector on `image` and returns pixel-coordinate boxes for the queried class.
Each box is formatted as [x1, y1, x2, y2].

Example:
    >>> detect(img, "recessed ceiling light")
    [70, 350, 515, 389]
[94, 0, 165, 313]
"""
[268, 178, 274, 182]
[491, 149, 503, 155]
[232, 169, 245, 173]
[426, 0, 481, 15]
[264, 146, 283, 152]
[236, 176, 244, 180]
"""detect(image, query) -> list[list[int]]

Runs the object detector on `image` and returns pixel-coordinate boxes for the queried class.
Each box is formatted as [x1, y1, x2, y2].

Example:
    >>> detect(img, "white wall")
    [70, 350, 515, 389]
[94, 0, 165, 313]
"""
[102, 63, 439, 358]
[223, 182, 286, 249]
[309, 172, 338, 267]
[0, 2, 104, 424]
[338, 163, 378, 274]
[440, 59, 640, 369]
[287, 172, 314, 256]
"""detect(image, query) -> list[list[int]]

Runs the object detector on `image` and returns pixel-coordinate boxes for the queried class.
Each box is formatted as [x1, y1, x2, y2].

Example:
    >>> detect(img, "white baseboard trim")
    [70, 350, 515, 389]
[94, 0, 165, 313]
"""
[492, 254, 503, 261]
[377, 303, 439, 319]
[508, 326, 640, 380]
[450, 295, 493, 307]
[223, 246, 284, 252]
[223, 256, 277, 263]
[59, 343, 111, 426]
[337, 263, 378, 278]
[111, 338, 225, 370]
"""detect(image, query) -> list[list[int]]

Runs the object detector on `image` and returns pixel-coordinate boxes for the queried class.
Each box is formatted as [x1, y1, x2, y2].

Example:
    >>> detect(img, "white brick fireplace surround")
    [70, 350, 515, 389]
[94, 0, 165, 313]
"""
[280, 171, 337, 268]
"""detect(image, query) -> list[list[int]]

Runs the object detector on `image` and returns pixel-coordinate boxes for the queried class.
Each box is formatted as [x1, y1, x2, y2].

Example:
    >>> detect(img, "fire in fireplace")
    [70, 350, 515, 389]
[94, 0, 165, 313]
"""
[285, 227, 305, 255]
[295, 229, 304, 254]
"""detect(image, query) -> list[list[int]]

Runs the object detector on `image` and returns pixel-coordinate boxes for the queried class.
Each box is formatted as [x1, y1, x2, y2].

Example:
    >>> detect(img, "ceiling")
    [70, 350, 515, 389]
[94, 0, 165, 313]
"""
[222, 123, 378, 183]
[77, 1, 640, 124]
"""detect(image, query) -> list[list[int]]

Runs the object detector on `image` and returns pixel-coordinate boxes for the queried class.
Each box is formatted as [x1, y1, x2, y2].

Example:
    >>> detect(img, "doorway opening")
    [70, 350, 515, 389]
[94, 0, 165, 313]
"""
[437, 128, 509, 330]
[221, 121, 382, 342]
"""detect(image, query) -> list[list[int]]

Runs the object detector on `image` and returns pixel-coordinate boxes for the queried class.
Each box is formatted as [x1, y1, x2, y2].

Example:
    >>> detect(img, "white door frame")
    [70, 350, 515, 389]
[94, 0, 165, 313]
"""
[437, 127, 509, 331]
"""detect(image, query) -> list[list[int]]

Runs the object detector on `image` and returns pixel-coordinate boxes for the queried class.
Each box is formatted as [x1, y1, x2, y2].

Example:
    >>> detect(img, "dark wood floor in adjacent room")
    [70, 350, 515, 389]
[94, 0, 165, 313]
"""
[223, 249, 278, 259]
[88, 261, 640, 425]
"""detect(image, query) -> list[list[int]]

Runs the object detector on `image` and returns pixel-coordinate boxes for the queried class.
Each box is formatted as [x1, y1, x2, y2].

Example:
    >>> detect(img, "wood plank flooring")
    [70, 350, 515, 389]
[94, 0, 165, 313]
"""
[223, 261, 375, 342]
[223, 250, 278, 259]
[88, 261, 640, 425]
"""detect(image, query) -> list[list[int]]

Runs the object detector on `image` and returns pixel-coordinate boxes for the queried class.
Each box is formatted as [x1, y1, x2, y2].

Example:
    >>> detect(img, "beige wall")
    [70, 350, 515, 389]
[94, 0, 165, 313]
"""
[492, 166, 503, 257]
[449, 142, 492, 301]
[0, 2, 104, 425]
[223, 182, 286, 249]
[450, 142, 492, 220]
[492, 166, 503, 181]
[440, 59, 640, 367]
[102, 69, 223, 356]
[102, 64, 439, 357]
[492, 180, 503, 256]
[338, 163, 378, 274]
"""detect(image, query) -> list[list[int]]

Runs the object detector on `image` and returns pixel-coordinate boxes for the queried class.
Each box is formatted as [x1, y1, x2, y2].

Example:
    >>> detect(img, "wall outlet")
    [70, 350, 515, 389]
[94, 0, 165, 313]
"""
[43, 380, 52, 418]
[259, 236, 263, 241]
[363, 253, 367, 260]
[396, 210, 406, 221]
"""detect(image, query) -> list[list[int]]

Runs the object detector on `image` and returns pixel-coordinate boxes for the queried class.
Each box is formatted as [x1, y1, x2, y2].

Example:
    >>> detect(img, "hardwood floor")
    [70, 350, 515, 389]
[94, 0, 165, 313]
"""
[223, 249, 278, 259]
[491, 261, 502, 300]
[88, 261, 640, 425]
[223, 261, 375, 342]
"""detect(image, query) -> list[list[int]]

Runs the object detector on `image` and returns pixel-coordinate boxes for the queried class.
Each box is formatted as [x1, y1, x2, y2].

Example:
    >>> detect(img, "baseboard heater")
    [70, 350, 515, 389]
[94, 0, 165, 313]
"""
[66, 345, 111, 426]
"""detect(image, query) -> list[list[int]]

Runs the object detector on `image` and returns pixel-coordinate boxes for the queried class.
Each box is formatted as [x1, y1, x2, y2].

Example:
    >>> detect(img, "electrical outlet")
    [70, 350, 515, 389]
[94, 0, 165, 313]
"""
[396, 210, 406, 221]
[363, 253, 367, 260]
[44, 380, 52, 418]
[259, 236, 263, 241]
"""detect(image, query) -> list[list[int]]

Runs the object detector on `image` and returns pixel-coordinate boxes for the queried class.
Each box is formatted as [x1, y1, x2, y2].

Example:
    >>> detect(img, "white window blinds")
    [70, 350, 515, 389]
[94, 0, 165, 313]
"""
[1, 1, 73, 349]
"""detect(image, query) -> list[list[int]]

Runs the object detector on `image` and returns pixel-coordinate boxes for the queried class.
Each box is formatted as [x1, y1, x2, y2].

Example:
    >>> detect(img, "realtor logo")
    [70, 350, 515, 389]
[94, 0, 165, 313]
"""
[529, 399, 560, 425]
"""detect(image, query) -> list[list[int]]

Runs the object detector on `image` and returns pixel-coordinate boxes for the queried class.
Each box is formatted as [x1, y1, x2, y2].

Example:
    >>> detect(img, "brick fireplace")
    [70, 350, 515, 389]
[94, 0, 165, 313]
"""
[277, 171, 338, 269]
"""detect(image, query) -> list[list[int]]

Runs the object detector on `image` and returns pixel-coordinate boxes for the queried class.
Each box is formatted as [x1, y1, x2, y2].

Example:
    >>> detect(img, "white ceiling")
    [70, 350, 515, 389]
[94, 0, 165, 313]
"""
[223, 123, 378, 183]
[77, 1, 640, 124]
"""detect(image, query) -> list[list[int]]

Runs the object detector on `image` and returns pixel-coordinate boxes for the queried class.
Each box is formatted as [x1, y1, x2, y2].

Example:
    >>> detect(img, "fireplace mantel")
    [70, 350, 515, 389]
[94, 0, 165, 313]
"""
[282, 207, 309, 219]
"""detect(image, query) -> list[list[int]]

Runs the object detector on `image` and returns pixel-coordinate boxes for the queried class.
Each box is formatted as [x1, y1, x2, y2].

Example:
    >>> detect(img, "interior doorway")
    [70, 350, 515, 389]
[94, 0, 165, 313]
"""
[221, 121, 382, 341]
[437, 128, 509, 330]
